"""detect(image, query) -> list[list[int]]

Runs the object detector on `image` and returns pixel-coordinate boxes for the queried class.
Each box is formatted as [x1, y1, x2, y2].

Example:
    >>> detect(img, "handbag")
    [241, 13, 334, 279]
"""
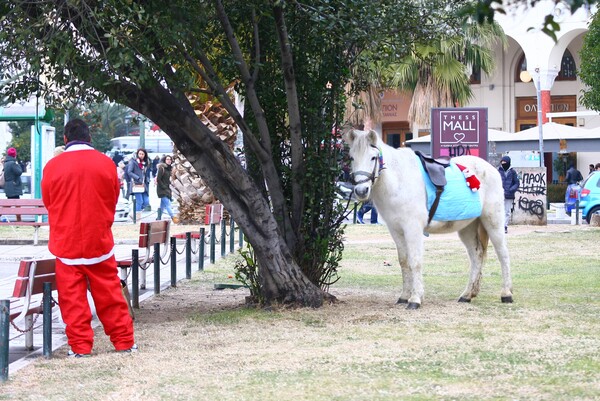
[132, 183, 145, 193]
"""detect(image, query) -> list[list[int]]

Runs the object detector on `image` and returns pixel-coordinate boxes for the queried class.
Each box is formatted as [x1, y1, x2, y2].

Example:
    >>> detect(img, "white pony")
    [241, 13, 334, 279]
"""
[344, 129, 513, 309]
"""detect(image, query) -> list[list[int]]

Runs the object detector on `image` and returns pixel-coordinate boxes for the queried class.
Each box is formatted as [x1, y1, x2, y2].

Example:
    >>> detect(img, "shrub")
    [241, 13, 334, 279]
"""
[548, 183, 568, 203]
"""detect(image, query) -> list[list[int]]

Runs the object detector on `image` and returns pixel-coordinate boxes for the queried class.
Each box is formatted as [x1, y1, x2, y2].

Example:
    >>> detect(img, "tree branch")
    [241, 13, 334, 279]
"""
[213, 0, 297, 247]
[273, 3, 305, 238]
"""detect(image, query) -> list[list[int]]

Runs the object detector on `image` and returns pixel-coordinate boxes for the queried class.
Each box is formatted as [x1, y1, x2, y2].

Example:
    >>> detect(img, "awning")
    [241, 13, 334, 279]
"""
[406, 122, 600, 154]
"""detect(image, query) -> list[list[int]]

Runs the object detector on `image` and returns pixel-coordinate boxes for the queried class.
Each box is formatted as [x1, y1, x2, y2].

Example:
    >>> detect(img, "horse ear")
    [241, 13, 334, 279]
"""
[367, 130, 378, 145]
[342, 129, 356, 145]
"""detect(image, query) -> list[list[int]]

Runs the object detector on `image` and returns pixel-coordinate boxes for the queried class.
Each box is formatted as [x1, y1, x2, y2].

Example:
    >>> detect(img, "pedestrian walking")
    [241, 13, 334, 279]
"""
[3, 147, 23, 199]
[357, 201, 378, 224]
[565, 164, 583, 185]
[41, 118, 136, 357]
[156, 155, 179, 223]
[498, 155, 520, 233]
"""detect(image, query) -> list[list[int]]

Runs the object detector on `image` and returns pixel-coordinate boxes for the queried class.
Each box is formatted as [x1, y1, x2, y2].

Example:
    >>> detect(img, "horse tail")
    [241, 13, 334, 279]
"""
[477, 220, 489, 258]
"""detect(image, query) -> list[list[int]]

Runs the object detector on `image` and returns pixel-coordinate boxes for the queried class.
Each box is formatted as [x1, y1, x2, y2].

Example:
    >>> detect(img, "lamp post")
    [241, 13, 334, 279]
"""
[520, 69, 545, 168]
[534, 68, 545, 168]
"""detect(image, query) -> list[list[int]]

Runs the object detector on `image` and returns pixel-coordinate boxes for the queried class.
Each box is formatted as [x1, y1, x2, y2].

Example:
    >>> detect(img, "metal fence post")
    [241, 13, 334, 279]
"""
[185, 232, 191, 279]
[199, 227, 205, 271]
[132, 197, 137, 224]
[220, 219, 226, 257]
[1, 299, 9, 382]
[154, 243, 161, 294]
[170, 237, 177, 287]
[43, 282, 52, 358]
[239, 225, 243, 248]
[210, 223, 216, 264]
[132, 249, 139, 309]
[230, 218, 235, 254]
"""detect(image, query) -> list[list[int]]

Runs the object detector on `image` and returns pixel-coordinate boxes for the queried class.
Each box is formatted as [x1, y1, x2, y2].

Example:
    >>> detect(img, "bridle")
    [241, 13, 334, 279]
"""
[350, 145, 385, 186]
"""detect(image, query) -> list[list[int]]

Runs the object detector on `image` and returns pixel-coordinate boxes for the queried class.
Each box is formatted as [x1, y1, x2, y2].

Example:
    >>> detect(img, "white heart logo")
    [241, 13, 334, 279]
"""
[454, 133, 466, 142]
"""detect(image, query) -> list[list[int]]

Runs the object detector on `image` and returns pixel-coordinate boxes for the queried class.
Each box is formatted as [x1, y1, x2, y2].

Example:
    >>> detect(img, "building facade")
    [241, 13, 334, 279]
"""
[374, 1, 598, 181]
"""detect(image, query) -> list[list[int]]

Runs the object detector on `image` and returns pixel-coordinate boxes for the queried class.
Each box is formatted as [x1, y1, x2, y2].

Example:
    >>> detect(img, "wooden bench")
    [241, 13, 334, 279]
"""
[116, 220, 170, 289]
[1, 259, 56, 353]
[0, 199, 49, 245]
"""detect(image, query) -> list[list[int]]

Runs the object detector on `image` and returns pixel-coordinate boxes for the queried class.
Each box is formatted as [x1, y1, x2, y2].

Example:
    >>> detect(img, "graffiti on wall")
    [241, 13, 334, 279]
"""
[512, 167, 547, 225]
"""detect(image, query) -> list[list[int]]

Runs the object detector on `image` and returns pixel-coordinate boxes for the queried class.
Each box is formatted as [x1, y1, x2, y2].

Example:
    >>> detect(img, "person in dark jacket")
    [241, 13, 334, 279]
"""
[155, 155, 178, 223]
[565, 164, 583, 185]
[564, 164, 584, 216]
[498, 155, 519, 233]
[3, 147, 23, 199]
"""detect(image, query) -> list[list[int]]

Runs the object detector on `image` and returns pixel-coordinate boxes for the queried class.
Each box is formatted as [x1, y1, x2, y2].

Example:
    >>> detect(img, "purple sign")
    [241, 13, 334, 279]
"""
[431, 108, 488, 160]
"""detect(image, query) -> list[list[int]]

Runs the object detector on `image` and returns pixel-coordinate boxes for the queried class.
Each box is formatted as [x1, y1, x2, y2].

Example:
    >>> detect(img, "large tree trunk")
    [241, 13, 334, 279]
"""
[132, 84, 324, 307]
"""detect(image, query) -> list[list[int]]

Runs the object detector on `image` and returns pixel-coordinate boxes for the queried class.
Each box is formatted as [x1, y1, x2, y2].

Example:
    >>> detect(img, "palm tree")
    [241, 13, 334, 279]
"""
[387, 21, 507, 127]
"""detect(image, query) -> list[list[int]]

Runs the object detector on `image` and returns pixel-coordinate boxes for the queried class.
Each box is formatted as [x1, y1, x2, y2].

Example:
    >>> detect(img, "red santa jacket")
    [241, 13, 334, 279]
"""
[42, 143, 120, 264]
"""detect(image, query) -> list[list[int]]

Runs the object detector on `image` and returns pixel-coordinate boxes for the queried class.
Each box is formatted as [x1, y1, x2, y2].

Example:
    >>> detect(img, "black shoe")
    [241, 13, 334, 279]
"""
[504, 226, 508, 234]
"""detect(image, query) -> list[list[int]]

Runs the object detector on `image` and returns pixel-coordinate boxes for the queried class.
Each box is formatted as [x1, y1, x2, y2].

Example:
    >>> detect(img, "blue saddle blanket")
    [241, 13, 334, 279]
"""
[416, 156, 482, 222]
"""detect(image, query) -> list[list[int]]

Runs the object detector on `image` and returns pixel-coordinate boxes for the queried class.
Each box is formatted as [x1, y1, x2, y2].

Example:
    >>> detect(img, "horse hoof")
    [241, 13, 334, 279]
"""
[396, 298, 408, 304]
[501, 296, 514, 303]
[458, 297, 471, 303]
[406, 302, 420, 310]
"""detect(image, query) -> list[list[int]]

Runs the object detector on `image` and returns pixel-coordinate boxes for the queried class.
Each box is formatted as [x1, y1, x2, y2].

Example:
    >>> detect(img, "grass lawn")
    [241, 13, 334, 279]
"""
[1, 224, 599, 400]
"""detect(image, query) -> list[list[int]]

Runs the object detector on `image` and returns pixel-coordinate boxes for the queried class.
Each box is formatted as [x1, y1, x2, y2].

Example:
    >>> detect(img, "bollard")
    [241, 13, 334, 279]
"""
[230, 218, 235, 254]
[199, 228, 205, 271]
[1, 299, 9, 382]
[576, 200, 580, 225]
[154, 243, 161, 294]
[43, 282, 52, 358]
[185, 232, 191, 279]
[132, 249, 139, 309]
[171, 237, 177, 287]
[132, 197, 137, 224]
[353, 202, 358, 224]
[210, 223, 216, 264]
[220, 219, 226, 257]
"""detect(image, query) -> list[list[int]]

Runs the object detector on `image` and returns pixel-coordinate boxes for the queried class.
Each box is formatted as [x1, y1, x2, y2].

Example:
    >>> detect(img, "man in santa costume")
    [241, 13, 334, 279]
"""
[42, 118, 136, 357]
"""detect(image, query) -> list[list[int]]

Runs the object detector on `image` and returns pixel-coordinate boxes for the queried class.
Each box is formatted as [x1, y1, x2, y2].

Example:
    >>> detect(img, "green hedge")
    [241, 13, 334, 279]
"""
[548, 183, 568, 203]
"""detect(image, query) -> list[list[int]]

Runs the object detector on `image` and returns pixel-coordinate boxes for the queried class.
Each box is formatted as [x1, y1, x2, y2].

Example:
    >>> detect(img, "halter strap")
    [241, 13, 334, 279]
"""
[351, 145, 385, 186]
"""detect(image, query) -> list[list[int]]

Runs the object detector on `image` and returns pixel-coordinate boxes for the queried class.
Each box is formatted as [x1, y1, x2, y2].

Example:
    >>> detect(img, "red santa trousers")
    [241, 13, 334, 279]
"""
[55, 256, 134, 354]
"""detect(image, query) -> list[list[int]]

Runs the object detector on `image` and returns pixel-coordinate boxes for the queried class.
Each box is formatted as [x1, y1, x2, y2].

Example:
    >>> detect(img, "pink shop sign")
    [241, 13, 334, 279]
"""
[431, 108, 488, 160]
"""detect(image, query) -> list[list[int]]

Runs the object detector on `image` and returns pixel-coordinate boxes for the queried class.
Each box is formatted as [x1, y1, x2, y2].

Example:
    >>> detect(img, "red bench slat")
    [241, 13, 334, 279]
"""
[117, 221, 170, 269]
[12, 259, 57, 298]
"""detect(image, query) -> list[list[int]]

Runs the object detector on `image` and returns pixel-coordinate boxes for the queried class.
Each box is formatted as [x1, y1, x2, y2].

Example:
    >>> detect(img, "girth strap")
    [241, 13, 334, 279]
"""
[428, 186, 444, 226]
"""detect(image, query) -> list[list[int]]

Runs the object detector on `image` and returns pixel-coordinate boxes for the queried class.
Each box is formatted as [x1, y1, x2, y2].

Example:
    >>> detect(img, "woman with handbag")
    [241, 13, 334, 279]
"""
[126, 148, 151, 220]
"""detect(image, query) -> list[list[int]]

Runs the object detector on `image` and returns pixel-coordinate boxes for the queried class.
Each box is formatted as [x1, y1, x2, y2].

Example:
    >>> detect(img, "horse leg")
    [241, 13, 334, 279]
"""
[396, 227, 424, 309]
[481, 217, 514, 303]
[390, 230, 422, 308]
[389, 231, 411, 303]
[457, 221, 486, 302]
